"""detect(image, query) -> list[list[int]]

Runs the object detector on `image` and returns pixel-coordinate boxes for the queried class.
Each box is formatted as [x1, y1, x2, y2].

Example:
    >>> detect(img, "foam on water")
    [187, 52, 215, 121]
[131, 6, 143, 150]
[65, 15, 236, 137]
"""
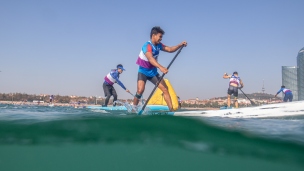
[113, 100, 151, 114]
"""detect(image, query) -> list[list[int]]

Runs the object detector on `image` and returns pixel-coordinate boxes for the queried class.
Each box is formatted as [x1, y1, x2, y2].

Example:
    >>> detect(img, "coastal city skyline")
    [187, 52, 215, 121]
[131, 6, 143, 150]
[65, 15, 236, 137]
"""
[0, 92, 281, 108]
[1, 1, 304, 100]
[281, 47, 304, 101]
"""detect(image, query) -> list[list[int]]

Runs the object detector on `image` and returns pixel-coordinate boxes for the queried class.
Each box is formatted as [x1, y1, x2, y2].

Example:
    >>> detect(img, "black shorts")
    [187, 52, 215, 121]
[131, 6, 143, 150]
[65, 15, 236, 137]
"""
[227, 86, 238, 97]
[103, 82, 116, 97]
[138, 72, 161, 85]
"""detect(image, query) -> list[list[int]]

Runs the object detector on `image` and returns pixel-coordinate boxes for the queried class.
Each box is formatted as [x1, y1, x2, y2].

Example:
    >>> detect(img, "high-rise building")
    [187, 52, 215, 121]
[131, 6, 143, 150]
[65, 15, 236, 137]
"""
[297, 47, 304, 100]
[282, 66, 298, 101]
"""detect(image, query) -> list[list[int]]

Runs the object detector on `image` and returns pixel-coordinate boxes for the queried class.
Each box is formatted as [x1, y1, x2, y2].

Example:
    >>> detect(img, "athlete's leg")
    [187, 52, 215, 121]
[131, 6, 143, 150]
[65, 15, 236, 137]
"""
[104, 94, 111, 106]
[103, 84, 113, 107]
[112, 88, 117, 106]
[234, 97, 239, 108]
[157, 79, 174, 111]
[227, 86, 233, 107]
[234, 87, 239, 108]
[283, 95, 288, 102]
[103, 83, 107, 97]
[290, 94, 293, 102]
[148, 75, 174, 111]
[227, 95, 231, 107]
[133, 73, 147, 106]
[133, 80, 145, 105]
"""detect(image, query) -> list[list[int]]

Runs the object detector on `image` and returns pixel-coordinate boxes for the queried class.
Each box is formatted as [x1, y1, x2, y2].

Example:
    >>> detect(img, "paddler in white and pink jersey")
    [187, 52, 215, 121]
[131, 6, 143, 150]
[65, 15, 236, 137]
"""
[102, 64, 130, 107]
[223, 71, 244, 108]
[275, 85, 293, 102]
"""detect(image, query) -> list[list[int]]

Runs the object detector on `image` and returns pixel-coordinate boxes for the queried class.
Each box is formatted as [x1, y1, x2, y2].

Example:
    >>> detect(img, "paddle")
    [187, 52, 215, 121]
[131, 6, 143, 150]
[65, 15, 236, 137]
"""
[128, 92, 135, 97]
[239, 88, 256, 106]
[138, 45, 184, 115]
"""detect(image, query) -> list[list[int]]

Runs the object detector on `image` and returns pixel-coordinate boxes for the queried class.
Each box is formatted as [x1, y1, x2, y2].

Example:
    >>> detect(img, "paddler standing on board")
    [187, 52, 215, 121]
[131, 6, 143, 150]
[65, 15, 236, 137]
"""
[103, 64, 130, 107]
[49, 95, 54, 104]
[223, 71, 244, 108]
[275, 85, 293, 102]
[133, 26, 187, 111]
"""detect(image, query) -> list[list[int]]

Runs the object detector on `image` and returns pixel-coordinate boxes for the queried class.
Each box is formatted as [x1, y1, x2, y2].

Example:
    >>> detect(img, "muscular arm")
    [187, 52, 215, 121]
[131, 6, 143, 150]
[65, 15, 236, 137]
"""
[162, 41, 186, 53]
[145, 52, 164, 68]
[163, 44, 182, 53]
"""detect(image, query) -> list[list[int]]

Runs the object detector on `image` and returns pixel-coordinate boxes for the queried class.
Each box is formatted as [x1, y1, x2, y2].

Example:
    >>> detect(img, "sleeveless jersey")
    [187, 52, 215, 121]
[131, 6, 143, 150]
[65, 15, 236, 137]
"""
[136, 41, 165, 77]
[229, 75, 240, 86]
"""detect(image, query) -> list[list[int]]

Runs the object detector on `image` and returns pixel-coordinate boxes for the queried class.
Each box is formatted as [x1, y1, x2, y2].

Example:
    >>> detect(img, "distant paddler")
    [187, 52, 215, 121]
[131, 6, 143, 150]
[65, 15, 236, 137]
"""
[223, 71, 244, 108]
[275, 85, 293, 102]
[103, 64, 130, 107]
[49, 95, 54, 104]
[133, 26, 187, 111]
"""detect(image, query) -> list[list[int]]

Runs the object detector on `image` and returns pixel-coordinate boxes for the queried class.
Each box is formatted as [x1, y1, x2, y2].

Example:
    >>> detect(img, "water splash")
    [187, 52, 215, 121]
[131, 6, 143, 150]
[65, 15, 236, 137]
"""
[113, 100, 151, 114]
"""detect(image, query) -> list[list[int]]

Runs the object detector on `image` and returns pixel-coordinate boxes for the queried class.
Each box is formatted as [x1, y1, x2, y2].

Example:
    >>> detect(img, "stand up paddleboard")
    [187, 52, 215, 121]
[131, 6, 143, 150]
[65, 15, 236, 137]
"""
[174, 101, 304, 118]
[86, 105, 174, 115]
[87, 79, 178, 115]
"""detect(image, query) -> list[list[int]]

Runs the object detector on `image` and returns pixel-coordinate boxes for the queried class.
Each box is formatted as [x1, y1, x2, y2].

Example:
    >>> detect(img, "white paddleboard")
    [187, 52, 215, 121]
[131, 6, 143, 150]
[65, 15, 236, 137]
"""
[174, 101, 304, 118]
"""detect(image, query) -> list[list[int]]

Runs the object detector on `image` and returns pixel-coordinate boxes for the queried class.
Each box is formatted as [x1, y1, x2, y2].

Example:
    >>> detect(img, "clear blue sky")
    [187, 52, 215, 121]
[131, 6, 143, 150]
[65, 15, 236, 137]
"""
[1, 0, 303, 100]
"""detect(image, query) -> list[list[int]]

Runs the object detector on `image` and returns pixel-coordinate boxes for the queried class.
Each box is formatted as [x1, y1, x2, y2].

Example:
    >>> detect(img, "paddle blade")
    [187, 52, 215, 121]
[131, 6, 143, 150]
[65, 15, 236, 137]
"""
[137, 110, 143, 115]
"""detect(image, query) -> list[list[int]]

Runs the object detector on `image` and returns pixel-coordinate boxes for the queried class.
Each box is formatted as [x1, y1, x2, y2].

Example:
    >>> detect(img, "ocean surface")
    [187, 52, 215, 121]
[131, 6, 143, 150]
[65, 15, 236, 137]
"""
[0, 103, 304, 171]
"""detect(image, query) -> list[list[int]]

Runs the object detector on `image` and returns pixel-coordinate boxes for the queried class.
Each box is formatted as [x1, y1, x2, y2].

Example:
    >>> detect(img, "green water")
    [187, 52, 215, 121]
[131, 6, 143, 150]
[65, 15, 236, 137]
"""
[0, 105, 304, 170]
[1, 143, 302, 171]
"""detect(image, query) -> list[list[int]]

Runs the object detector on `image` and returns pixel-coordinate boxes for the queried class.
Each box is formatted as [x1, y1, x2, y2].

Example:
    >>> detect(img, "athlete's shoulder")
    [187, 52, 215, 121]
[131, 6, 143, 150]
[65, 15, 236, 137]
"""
[110, 69, 118, 74]
[142, 41, 151, 47]
[142, 41, 153, 53]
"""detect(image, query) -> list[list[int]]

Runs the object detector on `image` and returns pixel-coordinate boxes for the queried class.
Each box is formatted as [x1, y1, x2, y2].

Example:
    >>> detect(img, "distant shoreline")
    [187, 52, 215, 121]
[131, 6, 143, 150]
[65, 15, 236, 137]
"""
[0, 100, 75, 107]
[0, 100, 217, 110]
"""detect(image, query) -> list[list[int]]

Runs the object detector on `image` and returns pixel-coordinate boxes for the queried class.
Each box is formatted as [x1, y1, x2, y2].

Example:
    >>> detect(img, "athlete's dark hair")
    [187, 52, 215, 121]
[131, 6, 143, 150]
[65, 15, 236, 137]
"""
[117, 64, 123, 68]
[150, 26, 165, 38]
[281, 85, 285, 88]
[233, 71, 238, 75]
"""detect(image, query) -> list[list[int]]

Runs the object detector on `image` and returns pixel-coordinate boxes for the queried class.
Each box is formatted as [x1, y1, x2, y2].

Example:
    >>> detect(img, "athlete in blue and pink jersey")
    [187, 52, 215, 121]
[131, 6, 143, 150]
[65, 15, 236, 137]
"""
[223, 71, 244, 108]
[136, 41, 165, 77]
[133, 26, 187, 111]
[103, 64, 130, 107]
[275, 86, 293, 102]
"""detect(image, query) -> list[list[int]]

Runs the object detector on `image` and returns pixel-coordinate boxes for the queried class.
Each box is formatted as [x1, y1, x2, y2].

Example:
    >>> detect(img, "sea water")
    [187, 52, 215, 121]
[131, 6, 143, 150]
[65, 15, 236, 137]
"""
[0, 104, 303, 171]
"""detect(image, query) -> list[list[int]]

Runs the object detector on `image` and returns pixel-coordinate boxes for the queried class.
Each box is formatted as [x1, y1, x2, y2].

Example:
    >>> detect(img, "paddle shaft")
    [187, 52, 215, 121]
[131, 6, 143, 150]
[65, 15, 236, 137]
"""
[128, 92, 135, 97]
[138, 46, 184, 114]
[239, 89, 256, 106]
